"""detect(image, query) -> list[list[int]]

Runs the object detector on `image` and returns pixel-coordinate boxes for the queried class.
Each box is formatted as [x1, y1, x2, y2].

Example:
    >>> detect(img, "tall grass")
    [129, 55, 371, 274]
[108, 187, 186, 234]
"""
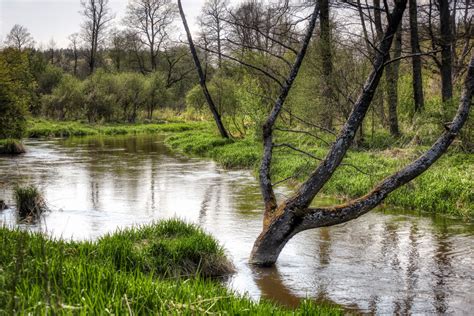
[13, 185, 48, 218]
[0, 221, 341, 314]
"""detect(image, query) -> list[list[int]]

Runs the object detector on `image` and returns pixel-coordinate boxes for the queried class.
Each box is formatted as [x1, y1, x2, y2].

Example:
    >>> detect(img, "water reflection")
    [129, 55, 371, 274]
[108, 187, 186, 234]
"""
[0, 135, 473, 314]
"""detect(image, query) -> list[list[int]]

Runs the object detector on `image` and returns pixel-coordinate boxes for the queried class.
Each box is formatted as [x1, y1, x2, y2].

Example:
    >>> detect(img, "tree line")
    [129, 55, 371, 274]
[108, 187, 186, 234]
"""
[2, 0, 471, 144]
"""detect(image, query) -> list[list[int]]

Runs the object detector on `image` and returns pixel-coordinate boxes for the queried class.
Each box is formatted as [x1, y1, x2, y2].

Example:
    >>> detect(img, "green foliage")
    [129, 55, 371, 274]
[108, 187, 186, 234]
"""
[42, 74, 84, 120]
[83, 70, 120, 122]
[185, 73, 268, 137]
[0, 49, 31, 139]
[36, 64, 63, 95]
[0, 222, 340, 314]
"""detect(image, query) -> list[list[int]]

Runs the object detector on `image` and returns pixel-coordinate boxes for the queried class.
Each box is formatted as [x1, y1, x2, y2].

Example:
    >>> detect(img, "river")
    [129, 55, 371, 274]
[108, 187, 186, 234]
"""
[0, 135, 472, 314]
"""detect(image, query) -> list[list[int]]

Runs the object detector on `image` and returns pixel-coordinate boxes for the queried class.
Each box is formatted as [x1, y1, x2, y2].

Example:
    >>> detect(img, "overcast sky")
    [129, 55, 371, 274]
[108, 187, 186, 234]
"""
[0, 0, 212, 48]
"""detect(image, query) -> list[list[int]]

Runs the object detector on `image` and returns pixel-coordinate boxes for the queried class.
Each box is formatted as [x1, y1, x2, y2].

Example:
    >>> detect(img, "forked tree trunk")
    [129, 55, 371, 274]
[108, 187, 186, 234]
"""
[251, 55, 473, 265]
[251, 0, 471, 266]
[177, 0, 229, 139]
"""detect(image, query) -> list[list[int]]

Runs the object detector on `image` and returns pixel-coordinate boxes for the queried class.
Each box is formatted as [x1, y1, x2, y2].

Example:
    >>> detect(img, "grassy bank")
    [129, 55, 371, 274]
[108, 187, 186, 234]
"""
[0, 220, 340, 314]
[26, 119, 208, 138]
[166, 131, 473, 219]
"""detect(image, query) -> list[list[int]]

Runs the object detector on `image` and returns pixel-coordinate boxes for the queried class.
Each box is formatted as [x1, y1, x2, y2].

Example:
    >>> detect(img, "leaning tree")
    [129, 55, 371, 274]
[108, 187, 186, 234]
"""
[179, 0, 473, 266]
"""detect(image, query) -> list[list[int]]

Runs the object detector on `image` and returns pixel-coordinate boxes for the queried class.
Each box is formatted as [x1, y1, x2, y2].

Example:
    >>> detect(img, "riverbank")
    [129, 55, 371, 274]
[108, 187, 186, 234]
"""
[26, 119, 206, 138]
[165, 131, 473, 219]
[23, 119, 473, 218]
[0, 219, 340, 314]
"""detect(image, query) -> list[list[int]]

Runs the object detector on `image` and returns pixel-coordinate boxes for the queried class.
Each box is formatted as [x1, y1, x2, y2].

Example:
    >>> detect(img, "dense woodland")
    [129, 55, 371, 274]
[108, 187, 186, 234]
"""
[1, 0, 472, 150]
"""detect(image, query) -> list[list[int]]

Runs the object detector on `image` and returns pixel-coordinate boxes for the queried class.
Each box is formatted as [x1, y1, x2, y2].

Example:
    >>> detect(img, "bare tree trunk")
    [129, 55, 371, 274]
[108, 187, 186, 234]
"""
[439, 0, 453, 103]
[151, 47, 157, 71]
[260, 3, 320, 220]
[374, 0, 387, 126]
[178, 0, 229, 139]
[387, 28, 402, 137]
[409, 0, 424, 112]
[319, 0, 334, 130]
[73, 52, 78, 76]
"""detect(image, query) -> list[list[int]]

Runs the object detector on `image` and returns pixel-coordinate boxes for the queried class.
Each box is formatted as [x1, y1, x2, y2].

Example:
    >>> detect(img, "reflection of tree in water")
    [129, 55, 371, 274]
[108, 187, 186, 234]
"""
[317, 228, 331, 266]
[90, 180, 99, 210]
[380, 221, 401, 270]
[198, 181, 222, 225]
[252, 265, 363, 313]
[400, 222, 420, 315]
[432, 223, 453, 314]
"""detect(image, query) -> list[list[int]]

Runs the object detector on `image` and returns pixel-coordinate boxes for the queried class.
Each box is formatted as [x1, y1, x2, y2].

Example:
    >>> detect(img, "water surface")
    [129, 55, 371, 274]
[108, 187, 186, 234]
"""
[0, 135, 472, 314]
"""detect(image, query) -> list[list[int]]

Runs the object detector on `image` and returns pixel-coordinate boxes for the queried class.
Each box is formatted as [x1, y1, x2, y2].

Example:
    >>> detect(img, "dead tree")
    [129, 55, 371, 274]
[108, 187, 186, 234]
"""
[68, 33, 80, 76]
[80, 0, 114, 74]
[199, 0, 229, 69]
[4, 24, 35, 51]
[177, 0, 230, 139]
[125, 0, 176, 71]
[250, 0, 472, 266]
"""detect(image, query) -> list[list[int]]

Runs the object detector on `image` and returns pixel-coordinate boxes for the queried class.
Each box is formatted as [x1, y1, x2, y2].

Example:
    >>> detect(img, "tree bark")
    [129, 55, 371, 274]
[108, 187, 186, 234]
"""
[409, 0, 425, 112]
[259, 3, 320, 222]
[373, 0, 387, 126]
[178, 0, 229, 139]
[439, 0, 453, 103]
[319, 0, 334, 130]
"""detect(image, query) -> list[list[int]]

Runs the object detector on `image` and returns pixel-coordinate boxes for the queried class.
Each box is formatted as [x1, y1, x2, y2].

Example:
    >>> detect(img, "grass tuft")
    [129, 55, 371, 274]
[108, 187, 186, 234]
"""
[13, 185, 48, 218]
[0, 139, 26, 155]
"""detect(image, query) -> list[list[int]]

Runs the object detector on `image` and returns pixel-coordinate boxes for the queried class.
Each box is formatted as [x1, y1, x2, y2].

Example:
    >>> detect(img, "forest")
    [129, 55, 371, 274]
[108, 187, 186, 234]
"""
[0, 0, 473, 314]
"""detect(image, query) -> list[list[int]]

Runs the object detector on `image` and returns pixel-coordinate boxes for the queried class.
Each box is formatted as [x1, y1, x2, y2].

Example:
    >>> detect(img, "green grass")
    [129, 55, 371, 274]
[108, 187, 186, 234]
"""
[0, 220, 341, 315]
[26, 119, 208, 138]
[165, 131, 473, 219]
[13, 185, 47, 218]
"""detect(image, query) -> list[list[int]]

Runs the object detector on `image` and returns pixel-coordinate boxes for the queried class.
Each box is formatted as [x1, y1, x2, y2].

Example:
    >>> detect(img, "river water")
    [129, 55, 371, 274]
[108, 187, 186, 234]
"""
[0, 135, 472, 314]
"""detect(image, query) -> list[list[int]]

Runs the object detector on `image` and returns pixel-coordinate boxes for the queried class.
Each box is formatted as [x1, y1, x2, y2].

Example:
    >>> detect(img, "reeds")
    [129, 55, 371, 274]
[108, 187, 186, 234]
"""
[14, 185, 47, 218]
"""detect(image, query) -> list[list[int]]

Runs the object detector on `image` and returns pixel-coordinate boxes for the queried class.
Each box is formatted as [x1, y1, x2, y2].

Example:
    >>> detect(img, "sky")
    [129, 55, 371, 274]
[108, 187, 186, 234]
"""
[0, 0, 211, 48]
